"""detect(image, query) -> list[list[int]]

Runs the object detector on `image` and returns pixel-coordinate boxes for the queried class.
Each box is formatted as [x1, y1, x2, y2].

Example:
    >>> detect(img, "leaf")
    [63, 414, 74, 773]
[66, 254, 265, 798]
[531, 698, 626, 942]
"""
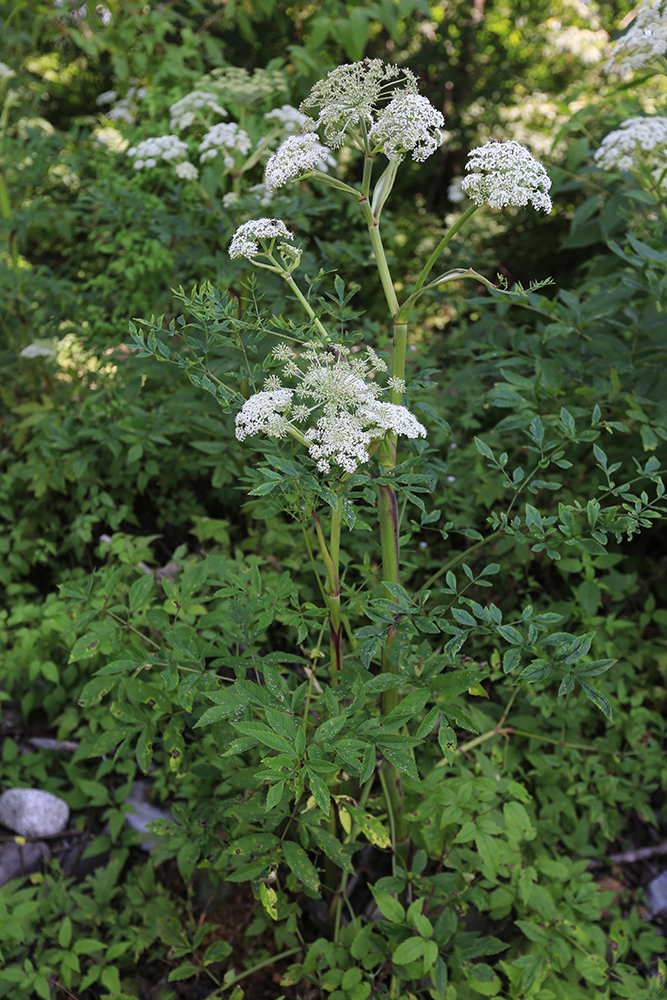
[438, 723, 457, 764]
[282, 840, 321, 894]
[203, 941, 233, 965]
[371, 889, 405, 923]
[347, 803, 391, 849]
[135, 726, 155, 774]
[310, 825, 356, 874]
[579, 681, 613, 720]
[78, 675, 118, 708]
[475, 438, 494, 461]
[503, 802, 536, 842]
[74, 729, 128, 760]
[393, 936, 425, 965]
[265, 780, 286, 811]
[58, 915, 73, 949]
[128, 573, 154, 612]
[260, 882, 278, 920]
[69, 624, 116, 663]
[432, 957, 448, 998]
[168, 964, 198, 982]
[306, 769, 331, 817]
[379, 746, 419, 780]
[233, 721, 296, 754]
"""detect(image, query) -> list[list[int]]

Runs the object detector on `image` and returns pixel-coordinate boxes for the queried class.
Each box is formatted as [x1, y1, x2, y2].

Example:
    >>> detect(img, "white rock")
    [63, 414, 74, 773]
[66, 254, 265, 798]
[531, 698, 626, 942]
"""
[646, 870, 667, 916]
[0, 788, 70, 837]
[124, 781, 173, 850]
[0, 841, 49, 887]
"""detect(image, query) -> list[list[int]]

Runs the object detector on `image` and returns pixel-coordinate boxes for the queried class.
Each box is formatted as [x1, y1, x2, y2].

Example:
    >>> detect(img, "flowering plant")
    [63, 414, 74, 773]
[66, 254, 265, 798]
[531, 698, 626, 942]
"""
[127, 57, 667, 995]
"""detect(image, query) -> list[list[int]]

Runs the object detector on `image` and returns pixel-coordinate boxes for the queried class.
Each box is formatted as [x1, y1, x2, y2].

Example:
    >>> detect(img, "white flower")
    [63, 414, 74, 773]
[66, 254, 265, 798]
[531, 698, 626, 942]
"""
[265, 134, 336, 190]
[20, 342, 56, 359]
[606, 0, 667, 77]
[305, 414, 374, 474]
[461, 140, 552, 212]
[0, 62, 16, 80]
[264, 104, 309, 133]
[107, 103, 136, 124]
[359, 400, 427, 440]
[175, 161, 199, 180]
[91, 126, 128, 153]
[198, 122, 251, 165]
[235, 389, 294, 441]
[222, 191, 240, 208]
[300, 59, 418, 148]
[237, 340, 427, 474]
[169, 90, 228, 130]
[369, 92, 444, 162]
[248, 182, 273, 206]
[126, 135, 189, 168]
[594, 116, 667, 184]
[228, 218, 293, 259]
[96, 90, 117, 106]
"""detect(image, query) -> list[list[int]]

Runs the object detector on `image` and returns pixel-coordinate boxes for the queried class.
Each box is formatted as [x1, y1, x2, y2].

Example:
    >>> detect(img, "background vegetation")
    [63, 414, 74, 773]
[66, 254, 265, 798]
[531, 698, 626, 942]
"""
[1, 1, 667, 998]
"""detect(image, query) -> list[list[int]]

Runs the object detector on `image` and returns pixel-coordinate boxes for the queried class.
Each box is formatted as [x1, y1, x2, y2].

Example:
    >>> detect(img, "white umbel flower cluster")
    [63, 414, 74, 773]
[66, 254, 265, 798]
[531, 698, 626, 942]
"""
[175, 161, 199, 181]
[235, 389, 294, 441]
[594, 116, 667, 185]
[228, 218, 293, 259]
[235, 341, 426, 474]
[264, 105, 309, 133]
[198, 122, 252, 165]
[301, 59, 418, 148]
[0, 62, 16, 80]
[461, 140, 552, 212]
[606, 0, 667, 77]
[368, 92, 445, 162]
[97, 85, 146, 125]
[265, 134, 337, 190]
[169, 90, 228, 130]
[127, 135, 190, 169]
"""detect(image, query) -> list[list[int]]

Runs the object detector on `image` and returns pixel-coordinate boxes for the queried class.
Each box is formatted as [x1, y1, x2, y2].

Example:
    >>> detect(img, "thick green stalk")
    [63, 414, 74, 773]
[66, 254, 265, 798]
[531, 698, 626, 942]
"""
[313, 503, 343, 681]
[359, 199, 400, 318]
[356, 196, 411, 860]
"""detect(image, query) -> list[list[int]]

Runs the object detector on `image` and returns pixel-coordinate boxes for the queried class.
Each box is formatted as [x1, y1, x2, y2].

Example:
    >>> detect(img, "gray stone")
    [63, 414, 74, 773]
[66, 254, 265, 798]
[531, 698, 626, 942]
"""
[124, 781, 173, 851]
[0, 841, 49, 887]
[0, 788, 70, 837]
[646, 870, 667, 916]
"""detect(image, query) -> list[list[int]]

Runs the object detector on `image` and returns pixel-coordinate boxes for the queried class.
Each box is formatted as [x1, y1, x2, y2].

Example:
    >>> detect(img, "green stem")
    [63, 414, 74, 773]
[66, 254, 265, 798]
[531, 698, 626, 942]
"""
[378, 759, 409, 871]
[415, 531, 502, 598]
[408, 203, 479, 300]
[313, 506, 342, 680]
[220, 946, 301, 990]
[359, 199, 400, 318]
[283, 273, 332, 341]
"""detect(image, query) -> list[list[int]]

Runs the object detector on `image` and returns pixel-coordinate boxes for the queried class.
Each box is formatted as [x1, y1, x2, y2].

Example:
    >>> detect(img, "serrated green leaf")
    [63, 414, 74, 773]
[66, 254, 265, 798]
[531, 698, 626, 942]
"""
[393, 935, 425, 965]
[282, 840, 321, 894]
[128, 573, 154, 612]
[579, 681, 613, 720]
